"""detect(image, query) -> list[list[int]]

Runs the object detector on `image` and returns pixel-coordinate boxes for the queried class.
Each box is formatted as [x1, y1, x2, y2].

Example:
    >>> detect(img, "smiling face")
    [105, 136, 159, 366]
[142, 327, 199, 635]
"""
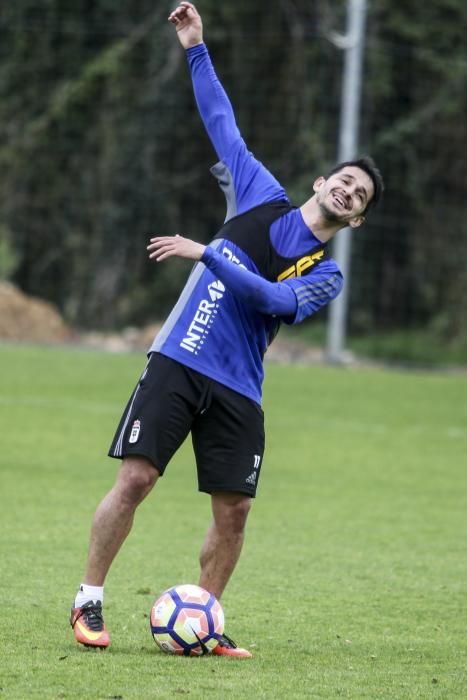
[314, 166, 375, 229]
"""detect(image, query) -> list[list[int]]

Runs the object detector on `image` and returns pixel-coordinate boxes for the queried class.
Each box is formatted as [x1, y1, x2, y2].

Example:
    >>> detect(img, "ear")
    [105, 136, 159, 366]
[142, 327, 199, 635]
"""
[313, 176, 326, 193]
[349, 215, 365, 229]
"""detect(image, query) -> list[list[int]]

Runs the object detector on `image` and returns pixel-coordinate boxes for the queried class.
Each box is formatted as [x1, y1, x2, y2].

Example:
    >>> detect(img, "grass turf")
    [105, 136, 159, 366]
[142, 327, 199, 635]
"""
[0, 343, 466, 698]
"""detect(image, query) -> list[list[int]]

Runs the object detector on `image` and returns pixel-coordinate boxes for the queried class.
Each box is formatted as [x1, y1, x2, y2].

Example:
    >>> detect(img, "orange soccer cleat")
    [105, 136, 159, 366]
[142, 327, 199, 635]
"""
[212, 633, 252, 658]
[70, 600, 110, 648]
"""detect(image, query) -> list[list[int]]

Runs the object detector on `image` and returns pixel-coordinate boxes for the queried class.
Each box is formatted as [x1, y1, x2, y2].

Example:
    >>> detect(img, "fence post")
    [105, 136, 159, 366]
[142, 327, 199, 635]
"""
[326, 0, 368, 363]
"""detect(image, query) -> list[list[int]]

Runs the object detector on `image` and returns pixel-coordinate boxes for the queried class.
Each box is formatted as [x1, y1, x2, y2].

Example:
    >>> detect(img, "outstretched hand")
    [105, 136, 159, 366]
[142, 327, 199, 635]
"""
[147, 235, 206, 262]
[168, 2, 203, 49]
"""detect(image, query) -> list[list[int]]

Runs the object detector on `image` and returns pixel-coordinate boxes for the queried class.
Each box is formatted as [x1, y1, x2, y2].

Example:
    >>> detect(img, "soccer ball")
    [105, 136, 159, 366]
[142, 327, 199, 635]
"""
[150, 584, 224, 656]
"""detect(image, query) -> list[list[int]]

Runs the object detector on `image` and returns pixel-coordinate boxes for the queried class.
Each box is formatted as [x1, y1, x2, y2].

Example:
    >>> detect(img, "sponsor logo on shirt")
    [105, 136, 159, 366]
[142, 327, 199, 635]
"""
[179, 246, 245, 355]
[179, 285, 223, 354]
[277, 249, 325, 281]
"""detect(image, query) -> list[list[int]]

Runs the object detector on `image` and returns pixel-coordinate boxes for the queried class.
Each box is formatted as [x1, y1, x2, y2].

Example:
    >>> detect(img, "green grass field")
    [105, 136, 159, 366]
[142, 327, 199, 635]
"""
[1, 343, 466, 699]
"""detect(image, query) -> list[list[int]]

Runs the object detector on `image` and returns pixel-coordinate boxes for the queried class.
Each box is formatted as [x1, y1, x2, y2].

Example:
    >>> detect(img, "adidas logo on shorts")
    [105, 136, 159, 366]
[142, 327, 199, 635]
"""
[245, 471, 257, 486]
[245, 455, 261, 486]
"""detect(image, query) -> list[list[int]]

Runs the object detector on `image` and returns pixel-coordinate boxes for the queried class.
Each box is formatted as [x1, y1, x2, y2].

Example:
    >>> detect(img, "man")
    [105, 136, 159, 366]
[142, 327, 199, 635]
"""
[70, 1, 383, 657]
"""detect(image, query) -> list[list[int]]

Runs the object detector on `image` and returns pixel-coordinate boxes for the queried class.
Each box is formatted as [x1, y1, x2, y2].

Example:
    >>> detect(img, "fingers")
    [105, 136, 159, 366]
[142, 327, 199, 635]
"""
[168, 2, 197, 24]
[147, 236, 177, 261]
[147, 235, 187, 261]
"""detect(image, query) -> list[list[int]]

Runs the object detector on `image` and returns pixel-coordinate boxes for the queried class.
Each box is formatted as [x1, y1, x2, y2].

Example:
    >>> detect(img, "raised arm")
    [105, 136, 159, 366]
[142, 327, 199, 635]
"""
[169, 2, 241, 161]
[168, 3, 286, 211]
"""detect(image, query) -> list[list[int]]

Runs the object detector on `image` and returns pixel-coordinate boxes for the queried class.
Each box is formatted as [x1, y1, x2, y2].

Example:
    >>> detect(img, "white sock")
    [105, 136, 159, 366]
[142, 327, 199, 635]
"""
[74, 583, 104, 608]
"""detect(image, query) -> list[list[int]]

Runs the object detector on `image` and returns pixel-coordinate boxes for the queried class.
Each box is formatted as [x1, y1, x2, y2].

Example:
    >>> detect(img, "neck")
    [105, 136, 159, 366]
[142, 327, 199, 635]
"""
[299, 196, 344, 243]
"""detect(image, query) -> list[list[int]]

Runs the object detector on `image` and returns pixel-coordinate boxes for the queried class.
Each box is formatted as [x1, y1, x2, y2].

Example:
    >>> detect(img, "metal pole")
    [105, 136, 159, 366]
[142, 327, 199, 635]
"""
[326, 0, 368, 363]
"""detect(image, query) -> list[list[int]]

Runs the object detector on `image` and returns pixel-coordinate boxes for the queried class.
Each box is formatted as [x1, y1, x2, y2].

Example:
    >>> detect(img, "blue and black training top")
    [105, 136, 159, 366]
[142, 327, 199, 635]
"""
[150, 43, 343, 405]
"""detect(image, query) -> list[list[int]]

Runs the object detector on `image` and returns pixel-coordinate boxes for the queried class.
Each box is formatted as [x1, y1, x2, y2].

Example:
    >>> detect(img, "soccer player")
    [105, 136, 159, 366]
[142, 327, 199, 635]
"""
[70, 1, 383, 656]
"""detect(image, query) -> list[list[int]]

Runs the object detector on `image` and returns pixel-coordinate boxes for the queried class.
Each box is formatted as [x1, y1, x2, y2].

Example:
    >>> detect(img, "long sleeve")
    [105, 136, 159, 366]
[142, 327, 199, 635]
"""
[186, 43, 242, 161]
[186, 44, 287, 214]
[201, 246, 343, 322]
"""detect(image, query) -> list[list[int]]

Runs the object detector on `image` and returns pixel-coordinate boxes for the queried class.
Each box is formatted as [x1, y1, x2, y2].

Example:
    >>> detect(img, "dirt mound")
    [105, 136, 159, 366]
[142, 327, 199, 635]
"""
[0, 282, 72, 343]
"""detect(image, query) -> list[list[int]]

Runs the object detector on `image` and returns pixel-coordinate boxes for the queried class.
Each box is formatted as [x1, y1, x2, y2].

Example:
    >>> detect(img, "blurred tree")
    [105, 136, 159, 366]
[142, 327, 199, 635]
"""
[352, 0, 467, 343]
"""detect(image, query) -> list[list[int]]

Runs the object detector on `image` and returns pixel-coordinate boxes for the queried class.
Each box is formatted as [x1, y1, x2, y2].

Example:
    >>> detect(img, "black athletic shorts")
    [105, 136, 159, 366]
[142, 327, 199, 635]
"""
[108, 353, 265, 497]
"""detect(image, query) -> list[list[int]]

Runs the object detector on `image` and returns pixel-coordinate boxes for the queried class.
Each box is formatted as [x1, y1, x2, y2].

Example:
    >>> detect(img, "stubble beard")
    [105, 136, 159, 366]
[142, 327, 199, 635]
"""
[319, 200, 344, 224]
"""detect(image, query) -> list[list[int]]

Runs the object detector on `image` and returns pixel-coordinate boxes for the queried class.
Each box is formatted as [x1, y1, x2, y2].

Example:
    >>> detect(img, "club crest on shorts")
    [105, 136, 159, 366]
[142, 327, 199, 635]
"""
[129, 419, 141, 444]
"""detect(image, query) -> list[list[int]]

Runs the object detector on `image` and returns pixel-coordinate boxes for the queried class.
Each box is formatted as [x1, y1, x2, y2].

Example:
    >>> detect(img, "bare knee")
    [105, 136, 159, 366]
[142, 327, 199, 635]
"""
[211, 493, 252, 535]
[115, 456, 159, 506]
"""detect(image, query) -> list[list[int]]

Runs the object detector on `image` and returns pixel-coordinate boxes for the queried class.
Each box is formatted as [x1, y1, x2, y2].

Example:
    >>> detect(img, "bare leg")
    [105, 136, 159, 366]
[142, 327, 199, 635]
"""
[199, 492, 252, 600]
[84, 456, 159, 585]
